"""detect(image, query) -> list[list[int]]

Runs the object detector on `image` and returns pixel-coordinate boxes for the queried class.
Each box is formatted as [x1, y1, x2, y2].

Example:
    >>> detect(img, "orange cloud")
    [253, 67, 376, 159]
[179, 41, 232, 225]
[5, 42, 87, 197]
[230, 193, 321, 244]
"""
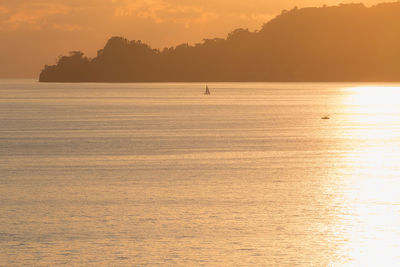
[0, 2, 80, 31]
[51, 23, 84, 31]
[0, 5, 9, 14]
[112, 0, 217, 27]
[238, 13, 274, 24]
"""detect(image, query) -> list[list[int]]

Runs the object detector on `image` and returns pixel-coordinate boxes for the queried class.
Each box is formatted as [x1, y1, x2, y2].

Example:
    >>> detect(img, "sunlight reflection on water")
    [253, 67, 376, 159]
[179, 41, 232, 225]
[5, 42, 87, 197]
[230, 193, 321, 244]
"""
[336, 85, 400, 266]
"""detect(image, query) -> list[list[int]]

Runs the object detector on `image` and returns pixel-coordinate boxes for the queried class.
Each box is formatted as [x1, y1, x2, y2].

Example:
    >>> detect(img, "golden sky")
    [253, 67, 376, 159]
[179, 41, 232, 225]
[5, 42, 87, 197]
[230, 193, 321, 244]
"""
[0, 0, 383, 77]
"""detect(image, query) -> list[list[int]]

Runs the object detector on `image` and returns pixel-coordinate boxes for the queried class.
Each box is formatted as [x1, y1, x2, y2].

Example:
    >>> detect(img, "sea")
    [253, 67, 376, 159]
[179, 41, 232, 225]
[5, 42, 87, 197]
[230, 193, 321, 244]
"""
[1, 80, 400, 266]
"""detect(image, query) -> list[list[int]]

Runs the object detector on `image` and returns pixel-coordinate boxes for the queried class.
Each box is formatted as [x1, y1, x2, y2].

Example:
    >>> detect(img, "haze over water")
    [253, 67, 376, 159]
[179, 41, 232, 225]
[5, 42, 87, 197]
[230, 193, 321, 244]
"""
[1, 80, 400, 266]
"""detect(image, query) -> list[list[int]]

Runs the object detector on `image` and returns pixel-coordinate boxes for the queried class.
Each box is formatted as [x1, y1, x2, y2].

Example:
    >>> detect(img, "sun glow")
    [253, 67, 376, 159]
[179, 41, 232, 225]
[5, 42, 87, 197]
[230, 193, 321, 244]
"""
[345, 85, 400, 110]
[336, 85, 400, 266]
[342, 86, 400, 136]
[339, 152, 400, 266]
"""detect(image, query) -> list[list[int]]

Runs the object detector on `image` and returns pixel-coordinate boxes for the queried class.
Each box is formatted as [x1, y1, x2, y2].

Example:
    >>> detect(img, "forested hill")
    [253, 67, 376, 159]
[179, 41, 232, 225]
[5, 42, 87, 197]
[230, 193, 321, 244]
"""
[39, 2, 400, 82]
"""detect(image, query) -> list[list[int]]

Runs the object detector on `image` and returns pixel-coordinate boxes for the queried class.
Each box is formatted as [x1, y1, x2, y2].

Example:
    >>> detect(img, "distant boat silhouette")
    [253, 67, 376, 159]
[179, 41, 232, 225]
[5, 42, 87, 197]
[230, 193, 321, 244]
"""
[321, 115, 330, 120]
[204, 85, 210, 95]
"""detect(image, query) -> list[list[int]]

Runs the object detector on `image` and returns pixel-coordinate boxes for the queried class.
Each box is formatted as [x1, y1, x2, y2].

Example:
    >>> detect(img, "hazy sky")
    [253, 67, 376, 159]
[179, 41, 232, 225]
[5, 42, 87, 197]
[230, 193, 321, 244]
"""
[0, 0, 383, 77]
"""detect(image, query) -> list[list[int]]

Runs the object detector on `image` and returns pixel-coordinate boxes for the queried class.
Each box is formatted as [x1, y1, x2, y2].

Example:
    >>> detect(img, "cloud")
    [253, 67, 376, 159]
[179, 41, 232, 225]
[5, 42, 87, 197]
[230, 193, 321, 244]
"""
[0, 5, 9, 14]
[238, 13, 274, 24]
[0, 2, 82, 31]
[0, 0, 386, 33]
[51, 23, 84, 31]
[0, 0, 218, 32]
[112, 0, 217, 27]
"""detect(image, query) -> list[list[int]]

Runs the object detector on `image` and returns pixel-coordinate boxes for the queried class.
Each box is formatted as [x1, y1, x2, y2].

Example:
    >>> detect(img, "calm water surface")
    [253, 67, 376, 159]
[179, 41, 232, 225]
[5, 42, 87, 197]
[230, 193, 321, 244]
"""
[1, 80, 400, 266]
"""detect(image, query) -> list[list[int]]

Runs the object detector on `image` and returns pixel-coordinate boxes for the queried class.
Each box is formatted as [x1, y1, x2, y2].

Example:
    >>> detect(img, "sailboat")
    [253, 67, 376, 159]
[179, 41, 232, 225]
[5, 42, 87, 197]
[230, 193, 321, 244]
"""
[204, 85, 210, 95]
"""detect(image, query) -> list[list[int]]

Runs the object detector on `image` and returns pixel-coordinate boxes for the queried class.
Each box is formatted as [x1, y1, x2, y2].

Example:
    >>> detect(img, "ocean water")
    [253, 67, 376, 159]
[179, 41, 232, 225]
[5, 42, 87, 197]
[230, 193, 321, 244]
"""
[2, 80, 400, 266]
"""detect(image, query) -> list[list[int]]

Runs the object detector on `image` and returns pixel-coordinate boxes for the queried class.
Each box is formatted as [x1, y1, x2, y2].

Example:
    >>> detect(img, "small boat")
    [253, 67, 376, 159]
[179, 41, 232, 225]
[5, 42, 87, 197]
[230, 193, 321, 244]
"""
[321, 115, 330, 120]
[204, 85, 210, 95]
